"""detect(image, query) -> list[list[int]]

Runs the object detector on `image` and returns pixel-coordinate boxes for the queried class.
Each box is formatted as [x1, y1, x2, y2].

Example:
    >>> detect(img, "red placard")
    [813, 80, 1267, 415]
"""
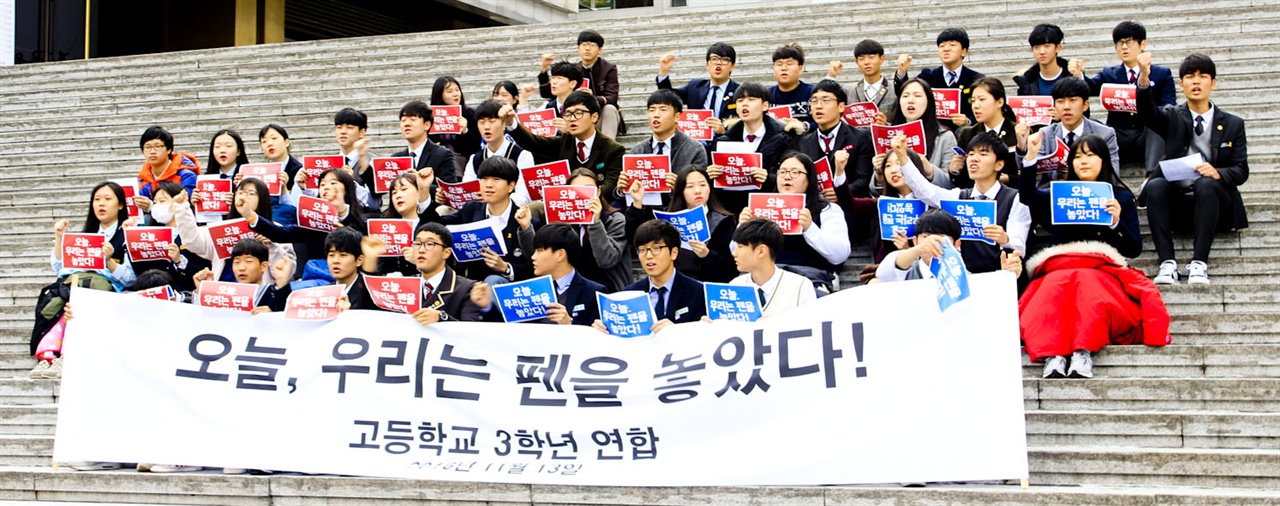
[365, 276, 423, 314]
[196, 281, 257, 312]
[748, 193, 806, 235]
[371, 157, 413, 194]
[933, 88, 962, 118]
[517, 110, 559, 137]
[303, 155, 345, 189]
[110, 178, 140, 218]
[580, 78, 591, 90]
[711, 152, 764, 190]
[195, 176, 231, 214]
[124, 227, 174, 262]
[439, 180, 482, 210]
[677, 109, 714, 141]
[61, 233, 106, 270]
[767, 106, 793, 120]
[1100, 84, 1138, 113]
[241, 163, 284, 196]
[1010, 96, 1054, 126]
[623, 155, 671, 193]
[1037, 138, 1071, 175]
[813, 156, 835, 193]
[870, 120, 927, 156]
[543, 185, 597, 224]
[284, 284, 344, 320]
[135, 285, 175, 301]
[842, 102, 880, 128]
[521, 160, 571, 201]
[367, 219, 415, 257]
[208, 219, 255, 260]
[430, 105, 465, 135]
[298, 195, 338, 232]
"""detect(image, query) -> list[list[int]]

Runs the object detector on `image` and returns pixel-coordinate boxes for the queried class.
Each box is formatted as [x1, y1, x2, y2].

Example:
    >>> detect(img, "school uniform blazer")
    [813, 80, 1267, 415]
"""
[657, 77, 740, 120]
[1086, 64, 1176, 106]
[847, 77, 897, 121]
[538, 57, 626, 134]
[897, 65, 984, 128]
[953, 118, 1020, 188]
[560, 273, 605, 326]
[346, 272, 379, 311]
[377, 140, 459, 191]
[797, 122, 874, 198]
[250, 207, 368, 243]
[507, 125, 627, 198]
[1031, 119, 1121, 177]
[423, 201, 535, 282]
[711, 115, 799, 213]
[1136, 86, 1249, 230]
[624, 130, 710, 206]
[256, 283, 291, 313]
[423, 266, 485, 322]
[623, 271, 707, 324]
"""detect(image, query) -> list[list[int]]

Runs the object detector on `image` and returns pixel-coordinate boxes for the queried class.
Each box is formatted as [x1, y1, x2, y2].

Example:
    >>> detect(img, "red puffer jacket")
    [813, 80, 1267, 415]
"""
[1019, 241, 1171, 362]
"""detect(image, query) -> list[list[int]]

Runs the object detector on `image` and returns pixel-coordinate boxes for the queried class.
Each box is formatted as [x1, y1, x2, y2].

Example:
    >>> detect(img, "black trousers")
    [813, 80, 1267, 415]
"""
[1144, 176, 1232, 262]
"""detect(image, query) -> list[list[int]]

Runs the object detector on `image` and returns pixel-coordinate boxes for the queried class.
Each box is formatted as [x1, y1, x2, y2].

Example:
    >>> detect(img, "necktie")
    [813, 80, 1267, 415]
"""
[652, 286, 668, 319]
[656, 142, 665, 155]
[346, 156, 356, 168]
[423, 282, 434, 302]
[975, 194, 988, 201]
[757, 287, 767, 307]
[707, 86, 722, 117]
[1195, 116, 1205, 136]
[577, 141, 587, 162]
[1128, 69, 1137, 84]
[947, 71, 958, 87]
[1066, 132, 1077, 147]
[821, 135, 834, 154]
[411, 152, 419, 168]
[747, 134, 758, 143]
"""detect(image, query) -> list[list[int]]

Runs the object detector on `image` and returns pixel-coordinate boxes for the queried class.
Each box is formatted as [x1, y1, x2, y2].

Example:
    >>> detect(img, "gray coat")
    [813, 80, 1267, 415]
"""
[629, 129, 709, 172]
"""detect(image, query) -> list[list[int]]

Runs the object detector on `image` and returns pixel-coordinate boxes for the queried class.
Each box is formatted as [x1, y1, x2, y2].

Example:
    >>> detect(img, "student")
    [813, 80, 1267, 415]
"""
[1071, 21, 1177, 172]
[709, 82, 801, 214]
[769, 43, 816, 129]
[737, 152, 851, 294]
[135, 126, 199, 214]
[798, 79, 876, 241]
[429, 76, 482, 160]
[826, 39, 898, 123]
[894, 28, 984, 129]
[258, 124, 303, 197]
[364, 173, 425, 277]
[1020, 133, 1142, 258]
[530, 223, 606, 325]
[333, 107, 381, 214]
[1020, 77, 1120, 185]
[128, 181, 213, 292]
[379, 100, 459, 206]
[656, 42, 740, 126]
[597, 220, 706, 333]
[951, 77, 1020, 188]
[1136, 53, 1249, 285]
[540, 61, 584, 117]
[730, 218, 817, 317]
[492, 80, 538, 114]
[537, 30, 626, 137]
[1013, 24, 1070, 96]
[426, 156, 536, 285]
[614, 89, 709, 206]
[895, 132, 1032, 273]
[875, 209, 1022, 282]
[171, 182, 296, 285]
[462, 99, 535, 206]
[626, 166, 737, 283]
[875, 149, 929, 264]
[408, 221, 486, 324]
[870, 78, 956, 194]
[501, 91, 626, 198]
[564, 168, 632, 292]
[191, 239, 293, 314]
[320, 227, 377, 310]
[255, 167, 367, 238]
[204, 129, 249, 181]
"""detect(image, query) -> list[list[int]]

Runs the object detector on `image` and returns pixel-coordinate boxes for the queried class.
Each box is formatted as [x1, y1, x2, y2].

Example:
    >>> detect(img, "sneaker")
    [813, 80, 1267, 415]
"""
[29, 360, 50, 379]
[136, 463, 151, 472]
[67, 461, 122, 471]
[1042, 356, 1067, 379]
[1154, 260, 1179, 285]
[222, 468, 248, 475]
[1068, 350, 1094, 379]
[150, 464, 202, 473]
[1187, 261, 1210, 285]
[43, 358, 62, 379]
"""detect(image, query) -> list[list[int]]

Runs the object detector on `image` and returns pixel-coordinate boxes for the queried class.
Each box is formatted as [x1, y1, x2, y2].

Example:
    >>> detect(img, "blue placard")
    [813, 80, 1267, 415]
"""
[703, 282, 763, 322]
[939, 199, 997, 245]
[447, 219, 507, 263]
[654, 206, 711, 244]
[596, 290, 655, 338]
[491, 275, 556, 323]
[1050, 181, 1115, 226]
[878, 198, 927, 240]
[929, 240, 971, 312]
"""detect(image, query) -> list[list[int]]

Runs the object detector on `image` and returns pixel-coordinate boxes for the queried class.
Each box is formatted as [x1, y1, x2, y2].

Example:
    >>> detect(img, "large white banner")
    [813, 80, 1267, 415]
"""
[54, 273, 1028, 486]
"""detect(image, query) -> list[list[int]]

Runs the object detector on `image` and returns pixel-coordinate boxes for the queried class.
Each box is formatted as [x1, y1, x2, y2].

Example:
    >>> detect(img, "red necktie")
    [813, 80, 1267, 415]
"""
[423, 283, 434, 302]
[747, 134, 757, 143]
[577, 141, 587, 162]
[1128, 69, 1137, 84]
[822, 136, 833, 153]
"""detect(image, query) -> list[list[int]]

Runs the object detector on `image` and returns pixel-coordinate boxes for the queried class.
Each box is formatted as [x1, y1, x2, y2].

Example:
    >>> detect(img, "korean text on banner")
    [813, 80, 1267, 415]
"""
[878, 198, 927, 240]
[439, 180, 482, 211]
[596, 290, 655, 338]
[364, 276, 423, 314]
[871, 120, 926, 156]
[842, 102, 878, 128]
[703, 282, 762, 322]
[61, 233, 106, 270]
[653, 206, 711, 245]
[522, 161, 571, 201]
[109, 178, 141, 218]
[241, 163, 285, 196]
[1050, 181, 1115, 226]
[124, 227, 175, 262]
[372, 157, 414, 194]
[285, 284, 345, 320]
[448, 219, 506, 263]
[710, 152, 763, 190]
[517, 110, 559, 137]
[677, 110, 714, 141]
[1100, 84, 1138, 113]
[195, 281, 257, 312]
[431, 106, 465, 135]
[939, 199, 997, 245]
[1010, 96, 1053, 126]
[195, 176, 232, 214]
[544, 185, 597, 225]
[208, 219, 255, 261]
[367, 219, 415, 257]
[933, 88, 961, 118]
[492, 275, 556, 323]
[297, 196, 338, 233]
[748, 193, 805, 235]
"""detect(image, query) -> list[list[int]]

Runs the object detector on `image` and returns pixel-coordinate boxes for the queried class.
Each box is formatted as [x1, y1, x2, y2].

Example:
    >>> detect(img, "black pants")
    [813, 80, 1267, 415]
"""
[1144, 176, 1232, 262]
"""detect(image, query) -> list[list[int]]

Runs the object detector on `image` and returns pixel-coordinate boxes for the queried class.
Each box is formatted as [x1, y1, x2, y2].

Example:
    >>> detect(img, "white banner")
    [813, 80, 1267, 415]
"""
[54, 273, 1028, 486]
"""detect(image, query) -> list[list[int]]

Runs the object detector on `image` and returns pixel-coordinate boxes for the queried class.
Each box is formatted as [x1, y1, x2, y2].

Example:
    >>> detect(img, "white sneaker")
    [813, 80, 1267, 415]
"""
[1154, 260, 1179, 285]
[1042, 356, 1067, 379]
[67, 461, 122, 471]
[150, 464, 202, 473]
[223, 468, 248, 475]
[1187, 261, 1210, 285]
[1068, 350, 1094, 378]
[43, 358, 62, 379]
[29, 360, 49, 379]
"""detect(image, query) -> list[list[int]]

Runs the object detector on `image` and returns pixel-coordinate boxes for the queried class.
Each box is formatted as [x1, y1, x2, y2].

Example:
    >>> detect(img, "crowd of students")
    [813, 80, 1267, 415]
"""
[33, 21, 1243, 428]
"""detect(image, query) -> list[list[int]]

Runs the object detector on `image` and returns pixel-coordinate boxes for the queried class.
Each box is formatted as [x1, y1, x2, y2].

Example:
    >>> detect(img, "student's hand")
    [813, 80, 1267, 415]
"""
[412, 307, 442, 326]
[271, 258, 293, 288]
[134, 195, 153, 212]
[892, 229, 910, 250]
[233, 173, 244, 186]
[833, 149, 849, 176]
[615, 171, 630, 194]
[897, 54, 912, 76]
[739, 206, 754, 224]
[591, 319, 609, 334]
[651, 318, 675, 333]
[949, 114, 969, 127]
[497, 104, 517, 128]
[798, 207, 814, 231]
[190, 190, 203, 205]
[1002, 250, 1023, 277]
[948, 154, 965, 175]
[873, 111, 888, 126]
[480, 247, 509, 275]
[689, 240, 710, 258]
[434, 186, 447, 205]
[783, 118, 807, 135]
[361, 234, 387, 258]
[551, 117, 569, 132]
[515, 205, 533, 230]
[983, 224, 1009, 246]
[235, 196, 258, 224]
[167, 243, 182, 263]
[664, 171, 678, 190]
[1015, 122, 1031, 151]
[192, 268, 213, 290]
[1024, 131, 1044, 165]
[354, 137, 371, 159]
[546, 303, 572, 325]
[751, 167, 768, 183]
[627, 179, 645, 209]
[706, 164, 724, 180]
[250, 306, 274, 315]
[1195, 163, 1221, 180]
[589, 197, 603, 223]
[63, 303, 74, 322]
[540, 53, 555, 72]
[827, 60, 844, 79]
[416, 167, 436, 194]
[891, 133, 910, 159]
[871, 153, 887, 178]
[658, 53, 675, 77]
[520, 83, 538, 102]
[913, 234, 947, 263]
[706, 117, 726, 135]
[255, 234, 273, 246]
[120, 217, 138, 229]
[469, 282, 492, 308]
[101, 243, 115, 262]
[1104, 198, 1122, 226]
[337, 294, 351, 313]
[457, 116, 469, 135]
[1068, 58, 1085, 78]
[1137, 51, 1153, 79]
[279, 170, 291, 189]
[821, 187, 837, 201]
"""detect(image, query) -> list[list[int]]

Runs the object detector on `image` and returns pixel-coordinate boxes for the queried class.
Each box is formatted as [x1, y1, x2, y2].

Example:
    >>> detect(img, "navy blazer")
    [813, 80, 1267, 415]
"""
[897, 65, 984, 129]
[368, 140, 458, 197]
[423, 201, 533, 281]
[711, 115, 799, 214]
[797, 122, 875, 199]
[623, 270, 707, 324]
[421, 266, 485, 322]
[560, 272, 605, 326]
[658, 77, 740, 120]
[345, 272, 380, 311]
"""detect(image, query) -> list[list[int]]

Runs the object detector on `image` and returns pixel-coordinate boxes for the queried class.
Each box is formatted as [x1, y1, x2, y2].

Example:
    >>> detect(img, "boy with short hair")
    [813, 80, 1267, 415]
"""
[426, 156, 536, 285]
[656, 42, 740, 130]
[135, 126, 200, 214]
[542, 61, 585, 117]
[1021, 77, 1120, 184]
[826, 39, 898, 124]
[616, 89, 710, 205]
[333, 107, 379, 213]
[463, 99, 535, 206]
[501, 91, 626, 198]
[322, 227, 377, 310]
[597, 220, 706, 333]
[537, 30, 626, 137]
[408, 222, 485, 324]
[531, 223, 605, 325]
[381, 100, 458, 213]
[192, 238, 292, 313]
[1013, 24, 1070, 96]
[894, 28, 985, 129]
[710, 82, 801, 214]
[730, 218, 816, 317]
[769, 43, 816, 129]
[876, 209, 1022, 282]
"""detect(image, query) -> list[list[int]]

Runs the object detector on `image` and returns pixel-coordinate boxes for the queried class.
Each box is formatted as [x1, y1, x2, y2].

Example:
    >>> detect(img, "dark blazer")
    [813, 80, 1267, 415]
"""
[953, 117, 1021, 188]
[711, 115, 799, 214]
[423, 201, 534, 282]
[371, 140, 458, 196]
[623, 270, 707, 324]
[345, 272, 379, 311]
[539, 57, 627, 135]
[560, 272, 605, 325]
[256, 283, 291, 313]
[422, 266, 484, 322]
[897, 65, 984, 129]
[250, 208, 367, 244]
[658, 77, 740, 120]
[797, 122, 875, 199]
[1086, 63, 1176, 132]
[430, 106, 482, 159]
[1136, 86, 1249, 230]
[507, 125, 626, 198]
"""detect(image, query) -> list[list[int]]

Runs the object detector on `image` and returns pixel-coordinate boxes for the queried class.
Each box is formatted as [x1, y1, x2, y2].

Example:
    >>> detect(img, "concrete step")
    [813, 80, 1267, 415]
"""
[1029, 446, 1280, 488]
[1020, 344, 1280, 378]
[0, 405, 57, 437]
[1026, 377, 1280, 412]
[0, 380, 58, 406]
[1026, 410, 1280, 450]
[0, 436, 51, 467]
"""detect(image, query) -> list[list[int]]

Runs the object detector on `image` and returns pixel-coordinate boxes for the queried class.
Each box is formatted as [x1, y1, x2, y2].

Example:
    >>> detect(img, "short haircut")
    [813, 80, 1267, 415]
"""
[966, 131, 1007, 156]
[736, 82, 770, 102]
[1028, 24, 1064, 46]
[334, 108, 368, 130]
[812, 79, 848, 105]
[399, 100, 432, 122]
[230, 238, 269, 262]
[1112, 21, 1146, 44]
[533, 223, 581, 261]
[733, 218, 784, 261]
[916, 209, 962, 241]
[258, 123, 289, 141]
[130, 270, 174, 292]
[154, 180, 186, 200]
[706, 42, 736, 64]
[634, 220, 680, 250]
[476, 156, 520, 183]
[647, 89, 684, 113]
[140, 126, 173, 152]
[1179, 54, 1217, 79]
[325, 226, 364, 257]
[414, 221, 452, 249]
[1051, 77, 1091, 101]
[577, 30, 604, 47]
[563, 90, 601, 115]
[937, 28, 970, 49]
[550, 61, 584, 87]
[473, 99, 504, 121]
[772, 43, 805, 65]
[854, 39, 884, 58]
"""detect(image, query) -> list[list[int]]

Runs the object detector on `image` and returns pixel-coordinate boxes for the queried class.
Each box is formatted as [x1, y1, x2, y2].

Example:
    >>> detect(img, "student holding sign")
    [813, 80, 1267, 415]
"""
[538, 61, 583, 119]
[709, 82, 801, 214]
[257, 124, 303, 199]
[529, 224, 606, 325]
[655, 42, 740, 124]
[952, 77, 1020, 188]
[729, 219, 816, 317]
[492, 80, 538, 114]
[894, 28, 984, 129]
[380, 100, 459, 205]
[611, 220, 706, 331]
[362, 173, 426, 277]
[461, 100, 535, 206]
[617, 90, 709, 207]
[871, 78, 957, 195]
[408, 222, 487, 324]
[428, 76, 481, 160]
[1019, 77, 1120, 188]
[249, 168, 367, 266]
[798, 80, 876, 246]
[127, 181, 212, 293]
[425, 157, 536, 286]
[626, 166, 737, 283]
[135, 126, 200, 214]
[1135, 53, 1249, 286]
[192, 239, 292, 314]
[825, 39, 898, 125]
[316, 227, 376, 311]
[332, 108, 381, 214]
[562, 169, 632, 292]
[876, 210, 1022, 282]
[536, 30, 626, 138]
[202, 129, 249, 185]
[173, 182, 296, 286]
[501, 91, 626, 199]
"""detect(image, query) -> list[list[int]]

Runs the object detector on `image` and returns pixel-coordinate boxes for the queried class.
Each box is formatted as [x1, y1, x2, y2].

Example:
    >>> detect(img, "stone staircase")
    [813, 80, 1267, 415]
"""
[1, 0, 1280, 503]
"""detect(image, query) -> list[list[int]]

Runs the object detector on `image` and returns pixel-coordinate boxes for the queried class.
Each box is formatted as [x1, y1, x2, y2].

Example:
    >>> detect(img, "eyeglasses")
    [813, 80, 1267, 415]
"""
[636, 246, 670, 257]
[778, 168, 808, 178]
[773, 60, 800, 69]
[707, 55, 733, 65]
[142, 143, 167, 153]
[1115, 38, 1138, 48]
[412, 241, 444, 250]
[563, 109, 591, 120]
[808, 97, 838, 106]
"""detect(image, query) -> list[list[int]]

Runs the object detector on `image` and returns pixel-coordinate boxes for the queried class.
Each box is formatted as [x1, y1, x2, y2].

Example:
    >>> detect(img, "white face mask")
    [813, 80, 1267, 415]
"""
[150, 203, 174, 224]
